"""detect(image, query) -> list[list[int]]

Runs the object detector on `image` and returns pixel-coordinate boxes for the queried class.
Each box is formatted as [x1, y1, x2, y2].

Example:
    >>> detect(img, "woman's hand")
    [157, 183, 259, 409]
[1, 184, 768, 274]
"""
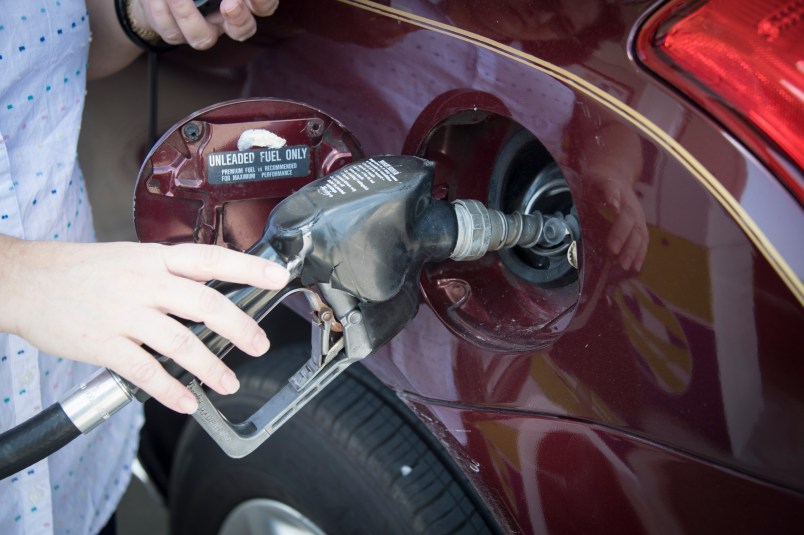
[134, 0, 280, 49]
[87, 0, 279, 78]
[0, 238, 288, 414]
[592, 173, 648, 272]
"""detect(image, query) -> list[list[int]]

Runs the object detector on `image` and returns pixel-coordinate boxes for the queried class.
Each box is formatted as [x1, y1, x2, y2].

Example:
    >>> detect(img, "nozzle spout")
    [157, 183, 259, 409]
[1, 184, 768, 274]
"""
[450, 199, 577, 261]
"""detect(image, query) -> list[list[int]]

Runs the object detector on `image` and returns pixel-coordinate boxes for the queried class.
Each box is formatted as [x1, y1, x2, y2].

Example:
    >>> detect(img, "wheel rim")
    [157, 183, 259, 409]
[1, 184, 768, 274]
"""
[218, 499, 327, 535]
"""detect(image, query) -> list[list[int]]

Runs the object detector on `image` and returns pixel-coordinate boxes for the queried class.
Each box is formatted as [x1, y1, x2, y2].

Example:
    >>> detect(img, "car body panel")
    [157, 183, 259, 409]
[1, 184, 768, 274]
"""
[408, 399, 804, 534]
[145, 0, 804, 531]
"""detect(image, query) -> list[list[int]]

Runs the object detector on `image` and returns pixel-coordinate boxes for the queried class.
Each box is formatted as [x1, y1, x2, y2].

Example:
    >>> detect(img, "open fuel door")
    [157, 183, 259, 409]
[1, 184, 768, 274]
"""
[134, 98, 363, 250]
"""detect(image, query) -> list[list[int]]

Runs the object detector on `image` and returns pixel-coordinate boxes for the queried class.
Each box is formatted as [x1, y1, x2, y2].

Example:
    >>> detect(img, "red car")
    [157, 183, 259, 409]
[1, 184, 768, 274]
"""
[129, 1, 804, 533]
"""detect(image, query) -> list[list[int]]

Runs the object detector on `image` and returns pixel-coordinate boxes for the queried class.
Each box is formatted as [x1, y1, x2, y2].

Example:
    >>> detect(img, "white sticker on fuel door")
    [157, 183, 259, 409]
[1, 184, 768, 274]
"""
[206, 145, 310, 184]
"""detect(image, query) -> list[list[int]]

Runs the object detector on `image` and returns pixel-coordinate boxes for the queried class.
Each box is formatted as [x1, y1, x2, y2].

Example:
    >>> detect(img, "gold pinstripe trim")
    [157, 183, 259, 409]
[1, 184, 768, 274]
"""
[337, 0, 804, 307]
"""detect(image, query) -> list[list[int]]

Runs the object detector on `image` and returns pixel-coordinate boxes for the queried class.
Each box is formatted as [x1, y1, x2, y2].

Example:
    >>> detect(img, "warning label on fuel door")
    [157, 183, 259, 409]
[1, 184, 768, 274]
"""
[206, 145, 310, 185]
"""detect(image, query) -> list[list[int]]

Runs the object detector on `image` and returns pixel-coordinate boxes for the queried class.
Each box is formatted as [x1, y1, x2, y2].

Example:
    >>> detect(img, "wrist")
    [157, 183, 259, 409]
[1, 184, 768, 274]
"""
[115, 0, 175, 53]
[126, 0, 160, 44]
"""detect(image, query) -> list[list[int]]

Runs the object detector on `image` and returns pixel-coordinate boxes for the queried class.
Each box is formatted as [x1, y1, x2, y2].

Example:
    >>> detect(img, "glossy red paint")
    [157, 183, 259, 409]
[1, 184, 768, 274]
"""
[142, 0, 804, 532]
[406, 399, 804, 534]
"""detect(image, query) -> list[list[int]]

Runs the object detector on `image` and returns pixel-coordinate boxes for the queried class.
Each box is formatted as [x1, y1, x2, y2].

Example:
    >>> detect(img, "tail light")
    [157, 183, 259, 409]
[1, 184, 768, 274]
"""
[637, 0, 804, 202]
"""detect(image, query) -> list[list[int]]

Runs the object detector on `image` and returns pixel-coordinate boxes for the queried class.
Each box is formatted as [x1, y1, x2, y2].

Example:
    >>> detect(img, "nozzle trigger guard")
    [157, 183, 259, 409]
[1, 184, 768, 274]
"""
[187, 286, 373, 458]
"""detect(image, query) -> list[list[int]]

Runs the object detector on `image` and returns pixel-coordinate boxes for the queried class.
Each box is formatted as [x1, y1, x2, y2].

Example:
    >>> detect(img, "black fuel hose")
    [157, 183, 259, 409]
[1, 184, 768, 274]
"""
[0, 405, 80, 480]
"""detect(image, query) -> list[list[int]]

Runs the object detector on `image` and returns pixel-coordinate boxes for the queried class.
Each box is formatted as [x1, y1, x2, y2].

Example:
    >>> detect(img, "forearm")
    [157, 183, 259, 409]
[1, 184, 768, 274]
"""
[86, 0, 143, 80]
[0, 234, 30, 336]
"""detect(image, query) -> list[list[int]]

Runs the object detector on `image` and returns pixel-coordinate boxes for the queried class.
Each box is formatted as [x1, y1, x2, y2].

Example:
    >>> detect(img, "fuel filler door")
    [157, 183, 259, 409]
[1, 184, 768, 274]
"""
[133, 98, 362, 249]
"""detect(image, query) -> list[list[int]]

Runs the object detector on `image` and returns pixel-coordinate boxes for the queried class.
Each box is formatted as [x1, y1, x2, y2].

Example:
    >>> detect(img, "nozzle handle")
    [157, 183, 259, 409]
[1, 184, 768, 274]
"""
[185, 291, 372, 459]
[123, 242, 293, 402]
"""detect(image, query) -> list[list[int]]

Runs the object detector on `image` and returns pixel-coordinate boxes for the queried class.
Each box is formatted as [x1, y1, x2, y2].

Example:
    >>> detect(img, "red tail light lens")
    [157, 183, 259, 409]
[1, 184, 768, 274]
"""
[637, 0, 804, 201]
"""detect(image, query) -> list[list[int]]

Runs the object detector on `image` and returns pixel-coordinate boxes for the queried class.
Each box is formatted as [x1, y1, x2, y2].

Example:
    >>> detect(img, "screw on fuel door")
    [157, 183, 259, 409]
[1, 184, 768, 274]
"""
[134, 98, 363, 251]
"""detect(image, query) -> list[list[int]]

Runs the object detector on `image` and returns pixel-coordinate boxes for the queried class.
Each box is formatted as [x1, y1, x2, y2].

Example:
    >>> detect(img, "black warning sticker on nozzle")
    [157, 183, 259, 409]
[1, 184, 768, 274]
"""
[317, 159, 399, 198]
[206, 145, 310, 185]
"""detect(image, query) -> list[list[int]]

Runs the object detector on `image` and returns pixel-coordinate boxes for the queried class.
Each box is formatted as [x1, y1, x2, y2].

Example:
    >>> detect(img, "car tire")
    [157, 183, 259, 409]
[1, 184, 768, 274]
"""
[168, 343, 498, 535]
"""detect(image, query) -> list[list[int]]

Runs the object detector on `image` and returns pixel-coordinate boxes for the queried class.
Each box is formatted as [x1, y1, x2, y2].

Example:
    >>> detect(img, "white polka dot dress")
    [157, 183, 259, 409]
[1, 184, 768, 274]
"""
[0, 3, 143, 534]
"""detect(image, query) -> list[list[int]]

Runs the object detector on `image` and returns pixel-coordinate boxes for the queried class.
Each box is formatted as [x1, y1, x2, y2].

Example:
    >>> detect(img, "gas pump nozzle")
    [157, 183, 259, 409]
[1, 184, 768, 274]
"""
[0, 155, 578, 477]
[179, 155, 578, 457]
[177, 156, 458, 457]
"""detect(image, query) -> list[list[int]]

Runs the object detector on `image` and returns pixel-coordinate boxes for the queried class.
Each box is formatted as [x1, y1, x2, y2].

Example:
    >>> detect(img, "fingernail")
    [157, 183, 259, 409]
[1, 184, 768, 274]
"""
[222, 370, 240, 394]
[223, 2, 244, 17]
[265, 264, 290, 285]
[178, 396, 198, 414]
[253, 330, 270, 354]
